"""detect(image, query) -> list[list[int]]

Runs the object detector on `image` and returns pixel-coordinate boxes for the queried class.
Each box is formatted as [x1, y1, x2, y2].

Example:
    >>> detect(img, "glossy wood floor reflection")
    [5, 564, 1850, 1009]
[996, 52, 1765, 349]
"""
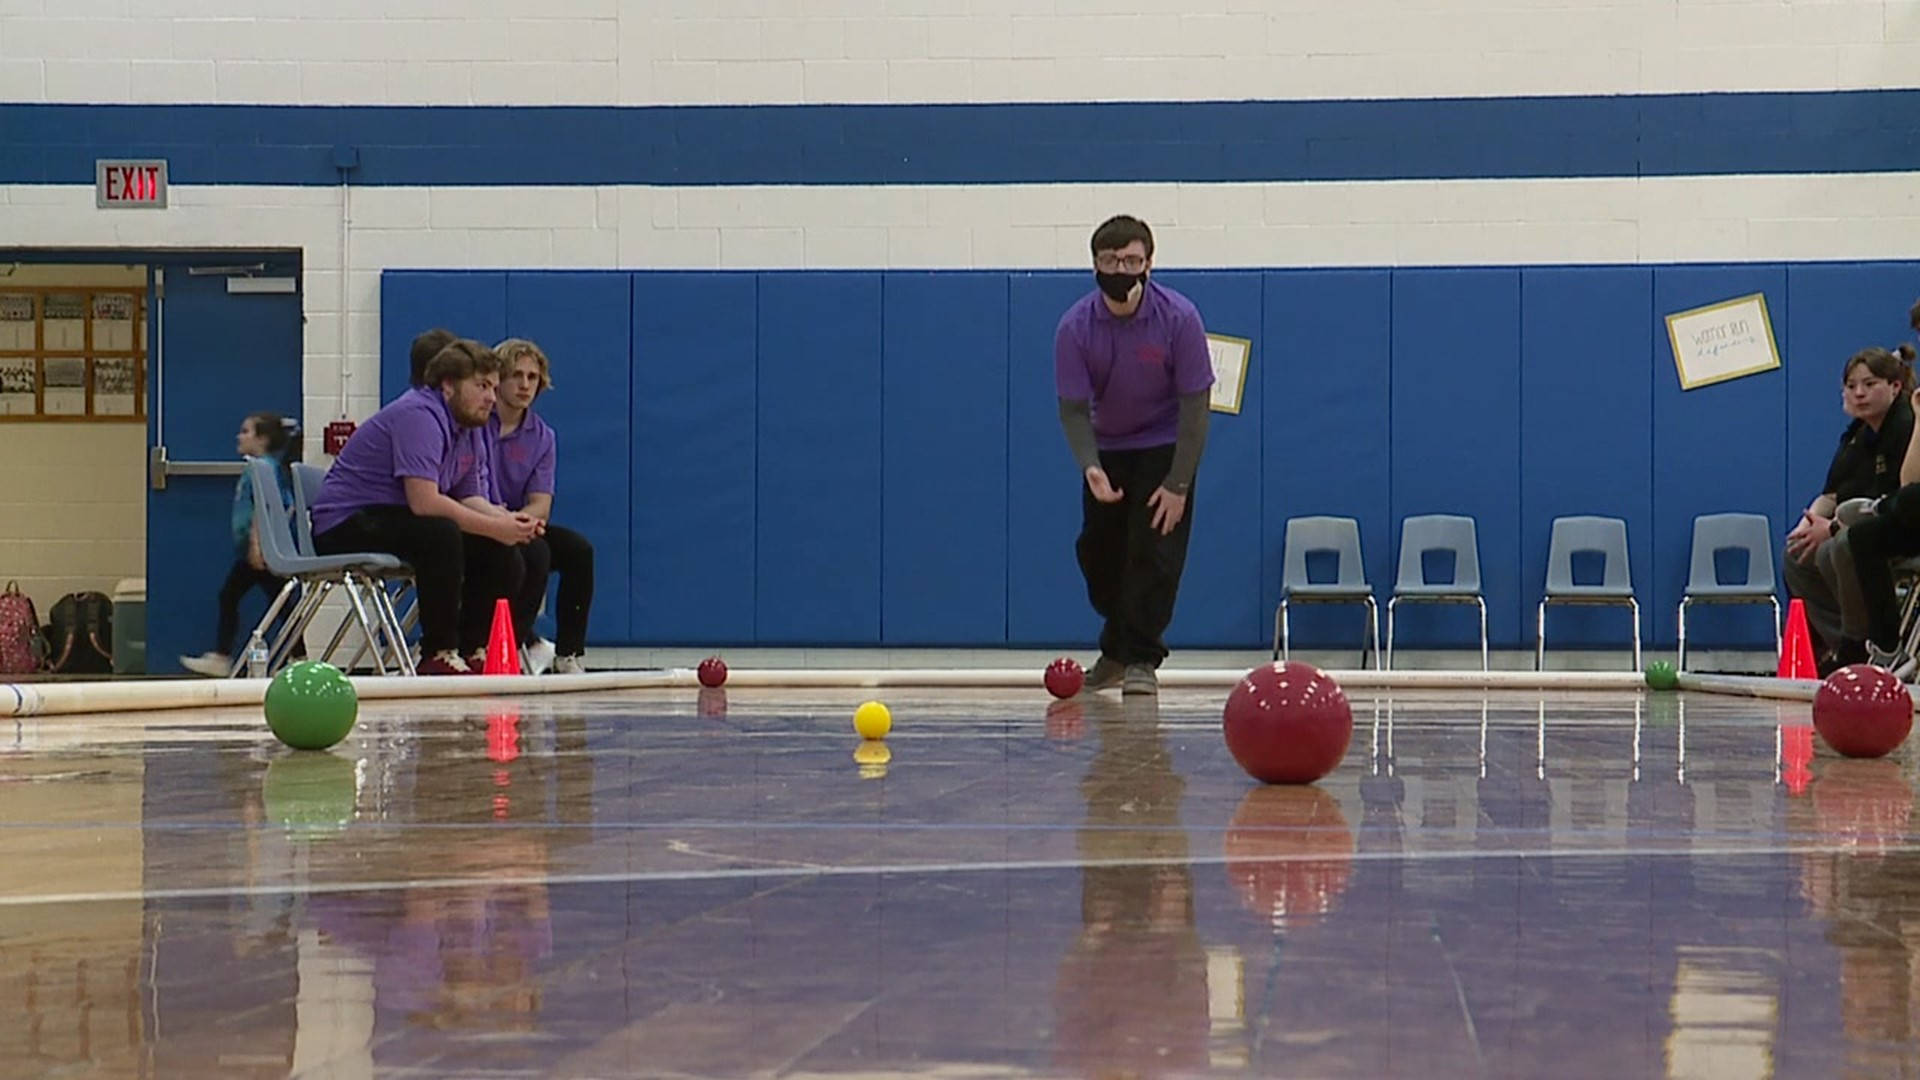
[2, 685, 1917, 1078]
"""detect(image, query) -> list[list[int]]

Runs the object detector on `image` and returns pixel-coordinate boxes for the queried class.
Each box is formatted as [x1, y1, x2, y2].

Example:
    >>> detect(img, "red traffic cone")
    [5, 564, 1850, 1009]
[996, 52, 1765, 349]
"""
[1777, 598, 1817, 680]
[484, 598, 519, 676]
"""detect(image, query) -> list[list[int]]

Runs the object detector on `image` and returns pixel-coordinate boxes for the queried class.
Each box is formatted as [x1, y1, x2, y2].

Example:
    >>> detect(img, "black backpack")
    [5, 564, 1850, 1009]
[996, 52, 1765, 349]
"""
[44, 591, 113, 675]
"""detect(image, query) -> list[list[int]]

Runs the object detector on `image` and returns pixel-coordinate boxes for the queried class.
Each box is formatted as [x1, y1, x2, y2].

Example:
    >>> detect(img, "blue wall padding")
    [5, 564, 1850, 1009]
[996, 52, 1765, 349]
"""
[1005, 273, 1102, 647]
[629, 273, 757, 645]
[377, 272, 505, 403]
[376, 262, 1920, 651]
[1153, 271, 1266, 646]
[1651, 265, 1789, 648]
[754, 273, 884, 644]
[881, 273, 1010, 644]
[1261, 270, 1394, 653]
[504, 272, 633, 642]
[1520, 267, 1655, 649]
[1783, 264, 1920, 513]
[1390, 269, 1524, 649]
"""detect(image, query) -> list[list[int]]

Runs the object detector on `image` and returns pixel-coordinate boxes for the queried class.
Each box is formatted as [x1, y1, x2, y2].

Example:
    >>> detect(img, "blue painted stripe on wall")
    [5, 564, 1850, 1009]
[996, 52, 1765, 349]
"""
[6, 91, 1920, 187]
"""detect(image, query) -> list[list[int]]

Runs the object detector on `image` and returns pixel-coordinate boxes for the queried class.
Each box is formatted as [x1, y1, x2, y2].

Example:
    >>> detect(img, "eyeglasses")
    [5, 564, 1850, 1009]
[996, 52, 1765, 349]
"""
[1095, 254, 1148, 273]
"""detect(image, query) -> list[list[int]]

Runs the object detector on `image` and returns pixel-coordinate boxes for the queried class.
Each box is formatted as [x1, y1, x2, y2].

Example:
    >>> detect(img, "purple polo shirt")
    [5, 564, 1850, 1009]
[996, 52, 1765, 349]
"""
[487, 409, 557, 512]
[309, 386, 492, 536]
[1055, 281, 1213, 450]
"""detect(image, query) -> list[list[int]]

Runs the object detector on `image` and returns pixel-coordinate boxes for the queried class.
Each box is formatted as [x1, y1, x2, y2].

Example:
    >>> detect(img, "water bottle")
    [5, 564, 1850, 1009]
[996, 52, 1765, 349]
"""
[246, 630, 269, 678]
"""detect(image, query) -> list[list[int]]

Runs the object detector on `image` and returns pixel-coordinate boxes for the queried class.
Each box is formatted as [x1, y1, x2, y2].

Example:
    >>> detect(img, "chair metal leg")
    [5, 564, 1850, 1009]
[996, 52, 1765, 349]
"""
[1476, 596, 1489, 671]
[1676, 598, 1690, 672]
[1629, 598, 1642, 671]
[371, 580, 415, 676]
[1363, 595, 1381, 671]
[1385, 597, 1399, 671]
[1770, 596, 1782, 663]
[1273, 598, 1289, 661]
[1535, 599, 1548, 672]
[267, 579, 333, 673]
[342, 574, 390, 677]
[228, 577, 301, 677]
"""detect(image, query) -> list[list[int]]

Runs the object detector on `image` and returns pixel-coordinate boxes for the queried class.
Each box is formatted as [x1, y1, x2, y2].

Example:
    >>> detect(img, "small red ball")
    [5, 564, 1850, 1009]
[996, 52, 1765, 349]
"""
[697, 656, 728, 688]
[1044, 657, 1084, 699]
[1222, 661, 1352, 785]
[1813, 664, 1912, 758]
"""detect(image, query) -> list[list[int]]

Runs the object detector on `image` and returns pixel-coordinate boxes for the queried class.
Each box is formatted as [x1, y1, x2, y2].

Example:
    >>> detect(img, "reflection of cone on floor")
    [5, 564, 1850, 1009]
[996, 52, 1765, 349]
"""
[485, 598, 519, 675]
[1778, 599, 1817, 679]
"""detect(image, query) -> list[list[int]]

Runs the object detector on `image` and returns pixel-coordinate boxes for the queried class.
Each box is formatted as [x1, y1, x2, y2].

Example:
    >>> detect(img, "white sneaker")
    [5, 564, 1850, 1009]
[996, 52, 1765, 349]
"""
[180, 652, 231, 678]
[552, 655, 586, 675]
[524, 637, 556, 676]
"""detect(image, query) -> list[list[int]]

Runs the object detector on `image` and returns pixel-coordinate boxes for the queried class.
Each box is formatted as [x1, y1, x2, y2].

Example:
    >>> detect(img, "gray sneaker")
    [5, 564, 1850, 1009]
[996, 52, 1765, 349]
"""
[1082, 656, 1125, 693]
[1122, 664, 1159, 695]
[1867, 641, 1917, 681]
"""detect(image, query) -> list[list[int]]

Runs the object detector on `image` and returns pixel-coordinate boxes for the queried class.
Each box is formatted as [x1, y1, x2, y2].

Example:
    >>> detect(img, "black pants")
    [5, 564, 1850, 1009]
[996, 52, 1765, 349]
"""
[1847, 491, 1920, 648]
[215, 558, 292, 655]
[1076, 444, 1195, 668]
[518, 523, 595, 656]
[314, 507, 524, 655]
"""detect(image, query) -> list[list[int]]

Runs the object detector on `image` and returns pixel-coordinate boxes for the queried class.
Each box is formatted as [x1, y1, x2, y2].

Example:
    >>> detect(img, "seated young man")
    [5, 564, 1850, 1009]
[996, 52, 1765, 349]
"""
[491, 339, 595, 674]
[408, 326, 455, 389]
[309, 339, 541, 674]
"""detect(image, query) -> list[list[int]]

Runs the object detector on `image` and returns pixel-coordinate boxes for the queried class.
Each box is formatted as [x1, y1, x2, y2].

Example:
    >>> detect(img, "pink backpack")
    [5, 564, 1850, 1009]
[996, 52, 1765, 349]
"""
[0, 582, 43, 675]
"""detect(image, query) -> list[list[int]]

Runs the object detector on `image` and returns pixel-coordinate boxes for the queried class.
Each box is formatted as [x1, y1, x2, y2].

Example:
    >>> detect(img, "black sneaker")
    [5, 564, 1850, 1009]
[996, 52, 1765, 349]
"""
[1082, 656, 1125, 693]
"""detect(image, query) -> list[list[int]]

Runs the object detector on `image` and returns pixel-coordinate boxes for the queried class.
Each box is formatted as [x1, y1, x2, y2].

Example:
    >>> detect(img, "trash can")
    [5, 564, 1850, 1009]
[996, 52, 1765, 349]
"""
[111, 578, 146, 675]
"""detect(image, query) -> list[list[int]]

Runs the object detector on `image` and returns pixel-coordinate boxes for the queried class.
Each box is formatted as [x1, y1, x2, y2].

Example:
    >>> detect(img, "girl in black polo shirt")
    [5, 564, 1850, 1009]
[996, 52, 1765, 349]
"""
[1785, 346, 1915, 674]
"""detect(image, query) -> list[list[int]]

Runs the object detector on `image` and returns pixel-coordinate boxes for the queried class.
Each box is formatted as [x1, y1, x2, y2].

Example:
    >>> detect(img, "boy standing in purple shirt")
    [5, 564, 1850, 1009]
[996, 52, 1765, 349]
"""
[1056, 216, 1214, 695]
[310, 339, 541, 675]
[490, 339, 595, 675]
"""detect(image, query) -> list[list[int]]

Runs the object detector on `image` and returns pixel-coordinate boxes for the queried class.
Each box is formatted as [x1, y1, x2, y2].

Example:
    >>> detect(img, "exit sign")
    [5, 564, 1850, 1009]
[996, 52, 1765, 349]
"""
[95, 159, 168, 209]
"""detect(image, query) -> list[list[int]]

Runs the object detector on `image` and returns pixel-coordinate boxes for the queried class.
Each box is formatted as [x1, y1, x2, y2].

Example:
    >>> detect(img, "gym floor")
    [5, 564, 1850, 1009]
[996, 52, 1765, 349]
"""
[1, 683, 1909, 1077]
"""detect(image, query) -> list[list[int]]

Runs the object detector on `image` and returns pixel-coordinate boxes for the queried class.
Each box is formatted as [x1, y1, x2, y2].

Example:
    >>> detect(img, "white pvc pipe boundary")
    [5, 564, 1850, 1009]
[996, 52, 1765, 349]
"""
[5, 665, 1656, 718]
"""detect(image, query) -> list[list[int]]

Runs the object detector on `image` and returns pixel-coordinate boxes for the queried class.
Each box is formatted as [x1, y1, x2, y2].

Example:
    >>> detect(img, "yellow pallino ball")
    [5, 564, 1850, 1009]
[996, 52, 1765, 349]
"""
[853, 700, 892, 740]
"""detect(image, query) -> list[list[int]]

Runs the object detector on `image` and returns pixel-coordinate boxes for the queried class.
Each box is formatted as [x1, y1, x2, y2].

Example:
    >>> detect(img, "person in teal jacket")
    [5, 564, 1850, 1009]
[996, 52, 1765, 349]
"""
[180, 413, 301, 676]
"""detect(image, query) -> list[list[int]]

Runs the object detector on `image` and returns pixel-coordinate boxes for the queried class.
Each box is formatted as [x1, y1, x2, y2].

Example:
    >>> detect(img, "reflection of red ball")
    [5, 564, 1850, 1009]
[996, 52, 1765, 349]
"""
[697, 687, 728, 718]
[1044, 657, 1084, 699]
[1223, 785, 1354, 928]
[1811, 758, 1913, 854]
[1044, 699, 1084, 741]
[1813, 664, 1913, 758]
[697, 656, 728, 688]
[1222, 662, 1352, 784]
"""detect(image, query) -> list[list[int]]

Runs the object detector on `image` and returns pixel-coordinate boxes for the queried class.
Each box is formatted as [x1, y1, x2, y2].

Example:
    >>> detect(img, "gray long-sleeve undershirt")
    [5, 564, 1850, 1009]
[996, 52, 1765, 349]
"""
[1057, 391, 1211, 494]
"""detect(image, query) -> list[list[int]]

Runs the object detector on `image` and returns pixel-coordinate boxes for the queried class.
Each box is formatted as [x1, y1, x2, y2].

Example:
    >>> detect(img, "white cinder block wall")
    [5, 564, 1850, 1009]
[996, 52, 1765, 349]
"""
[2, 1, 1918, 438]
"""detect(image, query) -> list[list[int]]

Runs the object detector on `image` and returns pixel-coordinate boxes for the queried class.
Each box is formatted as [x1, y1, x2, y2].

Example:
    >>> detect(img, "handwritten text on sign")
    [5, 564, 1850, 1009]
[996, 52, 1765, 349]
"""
[1663, 293, 1779, 390]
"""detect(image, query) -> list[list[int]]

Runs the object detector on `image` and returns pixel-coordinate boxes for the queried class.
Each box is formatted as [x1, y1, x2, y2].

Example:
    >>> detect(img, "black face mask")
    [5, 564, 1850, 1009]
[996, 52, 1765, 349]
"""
[1095, 270, 1145, 303]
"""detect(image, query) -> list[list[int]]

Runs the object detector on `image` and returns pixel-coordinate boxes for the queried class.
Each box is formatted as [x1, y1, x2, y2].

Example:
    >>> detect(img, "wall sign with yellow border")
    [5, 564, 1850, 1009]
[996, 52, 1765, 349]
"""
[1664, 293, 1779, 390]
[1206, 333, 1251, 414]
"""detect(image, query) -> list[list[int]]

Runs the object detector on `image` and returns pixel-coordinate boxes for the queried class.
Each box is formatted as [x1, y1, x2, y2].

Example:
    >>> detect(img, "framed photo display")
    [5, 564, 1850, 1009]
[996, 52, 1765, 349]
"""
[0, 287, 147, 421]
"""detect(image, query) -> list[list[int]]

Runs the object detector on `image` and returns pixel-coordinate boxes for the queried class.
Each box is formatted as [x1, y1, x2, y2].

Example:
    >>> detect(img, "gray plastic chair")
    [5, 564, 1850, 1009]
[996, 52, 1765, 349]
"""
[1677, 512, 1780, 671]
[290, 460, 421, 671]
[232, 458, 415, 677]
[288, 461, 326, 556]
[1387, 514, 1487, 670]
[1535, 515, 1640, 670]
[1273, 516, 1379, 669]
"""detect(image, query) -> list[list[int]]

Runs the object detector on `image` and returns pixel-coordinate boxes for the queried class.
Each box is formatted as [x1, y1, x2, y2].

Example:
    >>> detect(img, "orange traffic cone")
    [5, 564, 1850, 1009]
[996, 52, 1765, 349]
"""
[484, 598, 519, 675]
[1778, 598, 1817, 680]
